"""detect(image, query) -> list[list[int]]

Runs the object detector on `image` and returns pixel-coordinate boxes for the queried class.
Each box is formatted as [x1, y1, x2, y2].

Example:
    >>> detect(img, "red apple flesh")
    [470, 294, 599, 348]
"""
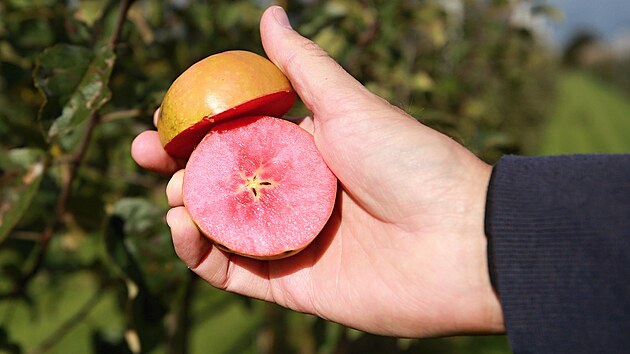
[183, 116, 337, 259]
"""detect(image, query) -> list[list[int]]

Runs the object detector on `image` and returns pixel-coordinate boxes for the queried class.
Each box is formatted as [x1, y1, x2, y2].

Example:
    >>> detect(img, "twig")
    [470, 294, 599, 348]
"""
[18, 111, 100, 289]
[6, 231, 42, 241]
[110, 0, 135, 47]
[100, 108, 143, 123]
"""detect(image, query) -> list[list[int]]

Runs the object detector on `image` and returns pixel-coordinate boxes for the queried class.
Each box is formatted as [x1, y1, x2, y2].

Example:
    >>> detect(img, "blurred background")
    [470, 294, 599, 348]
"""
[0, 0, 628, 353]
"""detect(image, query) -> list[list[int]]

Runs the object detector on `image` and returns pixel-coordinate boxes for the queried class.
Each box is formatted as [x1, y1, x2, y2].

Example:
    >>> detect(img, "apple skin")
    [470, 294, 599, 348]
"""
[158, 51, 296, 159]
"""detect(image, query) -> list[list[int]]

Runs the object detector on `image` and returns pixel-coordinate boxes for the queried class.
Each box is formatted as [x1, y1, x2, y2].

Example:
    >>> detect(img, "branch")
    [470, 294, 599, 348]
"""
[6, 0, 134, 299]
[110, 0, 135, 47]
[101, 108, 143, 123]
[20, 111, 100, 285]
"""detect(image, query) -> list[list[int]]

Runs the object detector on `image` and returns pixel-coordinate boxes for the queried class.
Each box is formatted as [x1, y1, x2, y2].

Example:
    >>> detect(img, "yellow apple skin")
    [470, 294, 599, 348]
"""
[157, 50, 295, 158]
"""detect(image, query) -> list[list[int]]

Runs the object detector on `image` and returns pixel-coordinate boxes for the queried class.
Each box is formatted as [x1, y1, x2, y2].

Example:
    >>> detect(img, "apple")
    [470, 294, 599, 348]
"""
[157, 50, 295, 159]
[158, 51, 337, 259]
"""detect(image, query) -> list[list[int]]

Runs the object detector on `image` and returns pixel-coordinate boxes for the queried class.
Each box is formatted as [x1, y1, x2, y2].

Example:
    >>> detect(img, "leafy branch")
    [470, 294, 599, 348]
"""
[6, 0, 135, 299]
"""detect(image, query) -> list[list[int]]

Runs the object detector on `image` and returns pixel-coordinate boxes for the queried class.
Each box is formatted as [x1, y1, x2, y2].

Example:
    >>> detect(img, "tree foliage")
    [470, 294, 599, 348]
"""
[0, 0, 556, 353]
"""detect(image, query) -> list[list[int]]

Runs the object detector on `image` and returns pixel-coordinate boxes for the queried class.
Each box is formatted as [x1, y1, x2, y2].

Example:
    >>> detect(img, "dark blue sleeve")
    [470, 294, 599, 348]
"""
[485, 155, 630, 354]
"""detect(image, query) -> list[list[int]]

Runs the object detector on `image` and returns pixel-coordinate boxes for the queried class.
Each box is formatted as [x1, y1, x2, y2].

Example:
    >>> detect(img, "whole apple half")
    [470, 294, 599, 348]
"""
[158, 51, 337, 259]
[158, 50, 296, 159]
[183, 116, 337, 260]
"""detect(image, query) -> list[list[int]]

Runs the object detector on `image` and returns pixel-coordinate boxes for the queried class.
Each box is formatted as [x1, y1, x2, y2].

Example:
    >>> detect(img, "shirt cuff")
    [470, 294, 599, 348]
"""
[485, 154, 630, 353]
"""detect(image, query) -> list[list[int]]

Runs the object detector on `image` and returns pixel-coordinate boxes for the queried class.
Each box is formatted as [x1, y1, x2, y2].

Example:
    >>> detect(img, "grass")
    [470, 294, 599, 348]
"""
[538, 71, 630, 155]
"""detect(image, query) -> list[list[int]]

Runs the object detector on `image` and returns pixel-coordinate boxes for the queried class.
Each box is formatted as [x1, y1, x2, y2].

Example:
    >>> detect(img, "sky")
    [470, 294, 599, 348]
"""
[546, 0, 630, 46]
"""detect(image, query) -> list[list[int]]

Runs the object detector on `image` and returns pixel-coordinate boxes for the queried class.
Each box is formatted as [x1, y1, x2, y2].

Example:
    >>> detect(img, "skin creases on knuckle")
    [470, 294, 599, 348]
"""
[299, 38, 329, 58]
[283, 39, 331, 76]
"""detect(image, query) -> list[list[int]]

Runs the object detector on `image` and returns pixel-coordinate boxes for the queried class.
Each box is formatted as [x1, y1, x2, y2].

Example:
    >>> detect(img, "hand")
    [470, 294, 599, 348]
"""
[131, 6, 504, 338]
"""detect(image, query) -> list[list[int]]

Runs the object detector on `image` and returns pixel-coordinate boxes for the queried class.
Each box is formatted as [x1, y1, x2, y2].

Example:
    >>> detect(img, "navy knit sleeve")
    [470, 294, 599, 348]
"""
[485, 155, 630, 354]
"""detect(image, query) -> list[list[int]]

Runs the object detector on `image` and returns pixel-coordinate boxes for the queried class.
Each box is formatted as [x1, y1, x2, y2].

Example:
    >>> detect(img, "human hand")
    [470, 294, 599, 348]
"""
[131, 6, 504, 338]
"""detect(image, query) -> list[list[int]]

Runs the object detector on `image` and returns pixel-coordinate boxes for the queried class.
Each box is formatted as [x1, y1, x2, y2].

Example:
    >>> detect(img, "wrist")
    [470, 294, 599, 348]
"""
[475, 162, 505, 333]
[459, 158, 505, 334]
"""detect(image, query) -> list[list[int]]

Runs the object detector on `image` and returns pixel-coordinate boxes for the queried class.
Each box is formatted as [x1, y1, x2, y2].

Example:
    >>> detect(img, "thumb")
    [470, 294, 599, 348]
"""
[260, 6, 380, 119]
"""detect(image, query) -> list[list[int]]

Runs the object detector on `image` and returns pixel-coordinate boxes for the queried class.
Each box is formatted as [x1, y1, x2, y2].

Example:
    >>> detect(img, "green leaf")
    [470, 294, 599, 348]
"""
[49, 43, 115, 142]
[34, 43, 115, 146]
[105, 198, 187, 294]
[34, 44, 93, 133]
[104, 212, 144, 287]
[0, 148, 47, 245]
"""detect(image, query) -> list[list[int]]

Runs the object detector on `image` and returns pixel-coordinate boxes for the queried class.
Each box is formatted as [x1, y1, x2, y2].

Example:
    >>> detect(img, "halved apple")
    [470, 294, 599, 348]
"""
[157, 50, 296, 158]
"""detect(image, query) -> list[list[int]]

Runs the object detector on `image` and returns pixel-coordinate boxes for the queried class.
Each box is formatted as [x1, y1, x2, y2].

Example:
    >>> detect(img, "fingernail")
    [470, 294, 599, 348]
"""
[272, 6, 292, 29]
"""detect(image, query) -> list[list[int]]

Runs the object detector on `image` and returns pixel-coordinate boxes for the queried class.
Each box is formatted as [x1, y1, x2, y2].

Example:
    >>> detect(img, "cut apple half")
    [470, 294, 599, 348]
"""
[183, 116, 337, 260]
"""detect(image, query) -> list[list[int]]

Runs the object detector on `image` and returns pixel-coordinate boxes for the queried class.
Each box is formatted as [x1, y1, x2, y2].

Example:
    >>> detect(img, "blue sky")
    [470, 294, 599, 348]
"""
[547, 0, 630, 45]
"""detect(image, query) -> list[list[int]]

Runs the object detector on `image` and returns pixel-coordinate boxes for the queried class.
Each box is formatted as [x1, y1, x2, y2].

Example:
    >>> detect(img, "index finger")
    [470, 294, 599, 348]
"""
[131, 130, 184, 175]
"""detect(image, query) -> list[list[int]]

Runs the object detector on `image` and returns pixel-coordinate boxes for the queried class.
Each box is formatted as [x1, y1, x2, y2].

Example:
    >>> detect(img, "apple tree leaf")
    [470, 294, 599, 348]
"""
[34, 43, 115, 148]
[33, 44, 93, 133]
[105, 198, 187, 290]
[0, 148, 47, 244]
